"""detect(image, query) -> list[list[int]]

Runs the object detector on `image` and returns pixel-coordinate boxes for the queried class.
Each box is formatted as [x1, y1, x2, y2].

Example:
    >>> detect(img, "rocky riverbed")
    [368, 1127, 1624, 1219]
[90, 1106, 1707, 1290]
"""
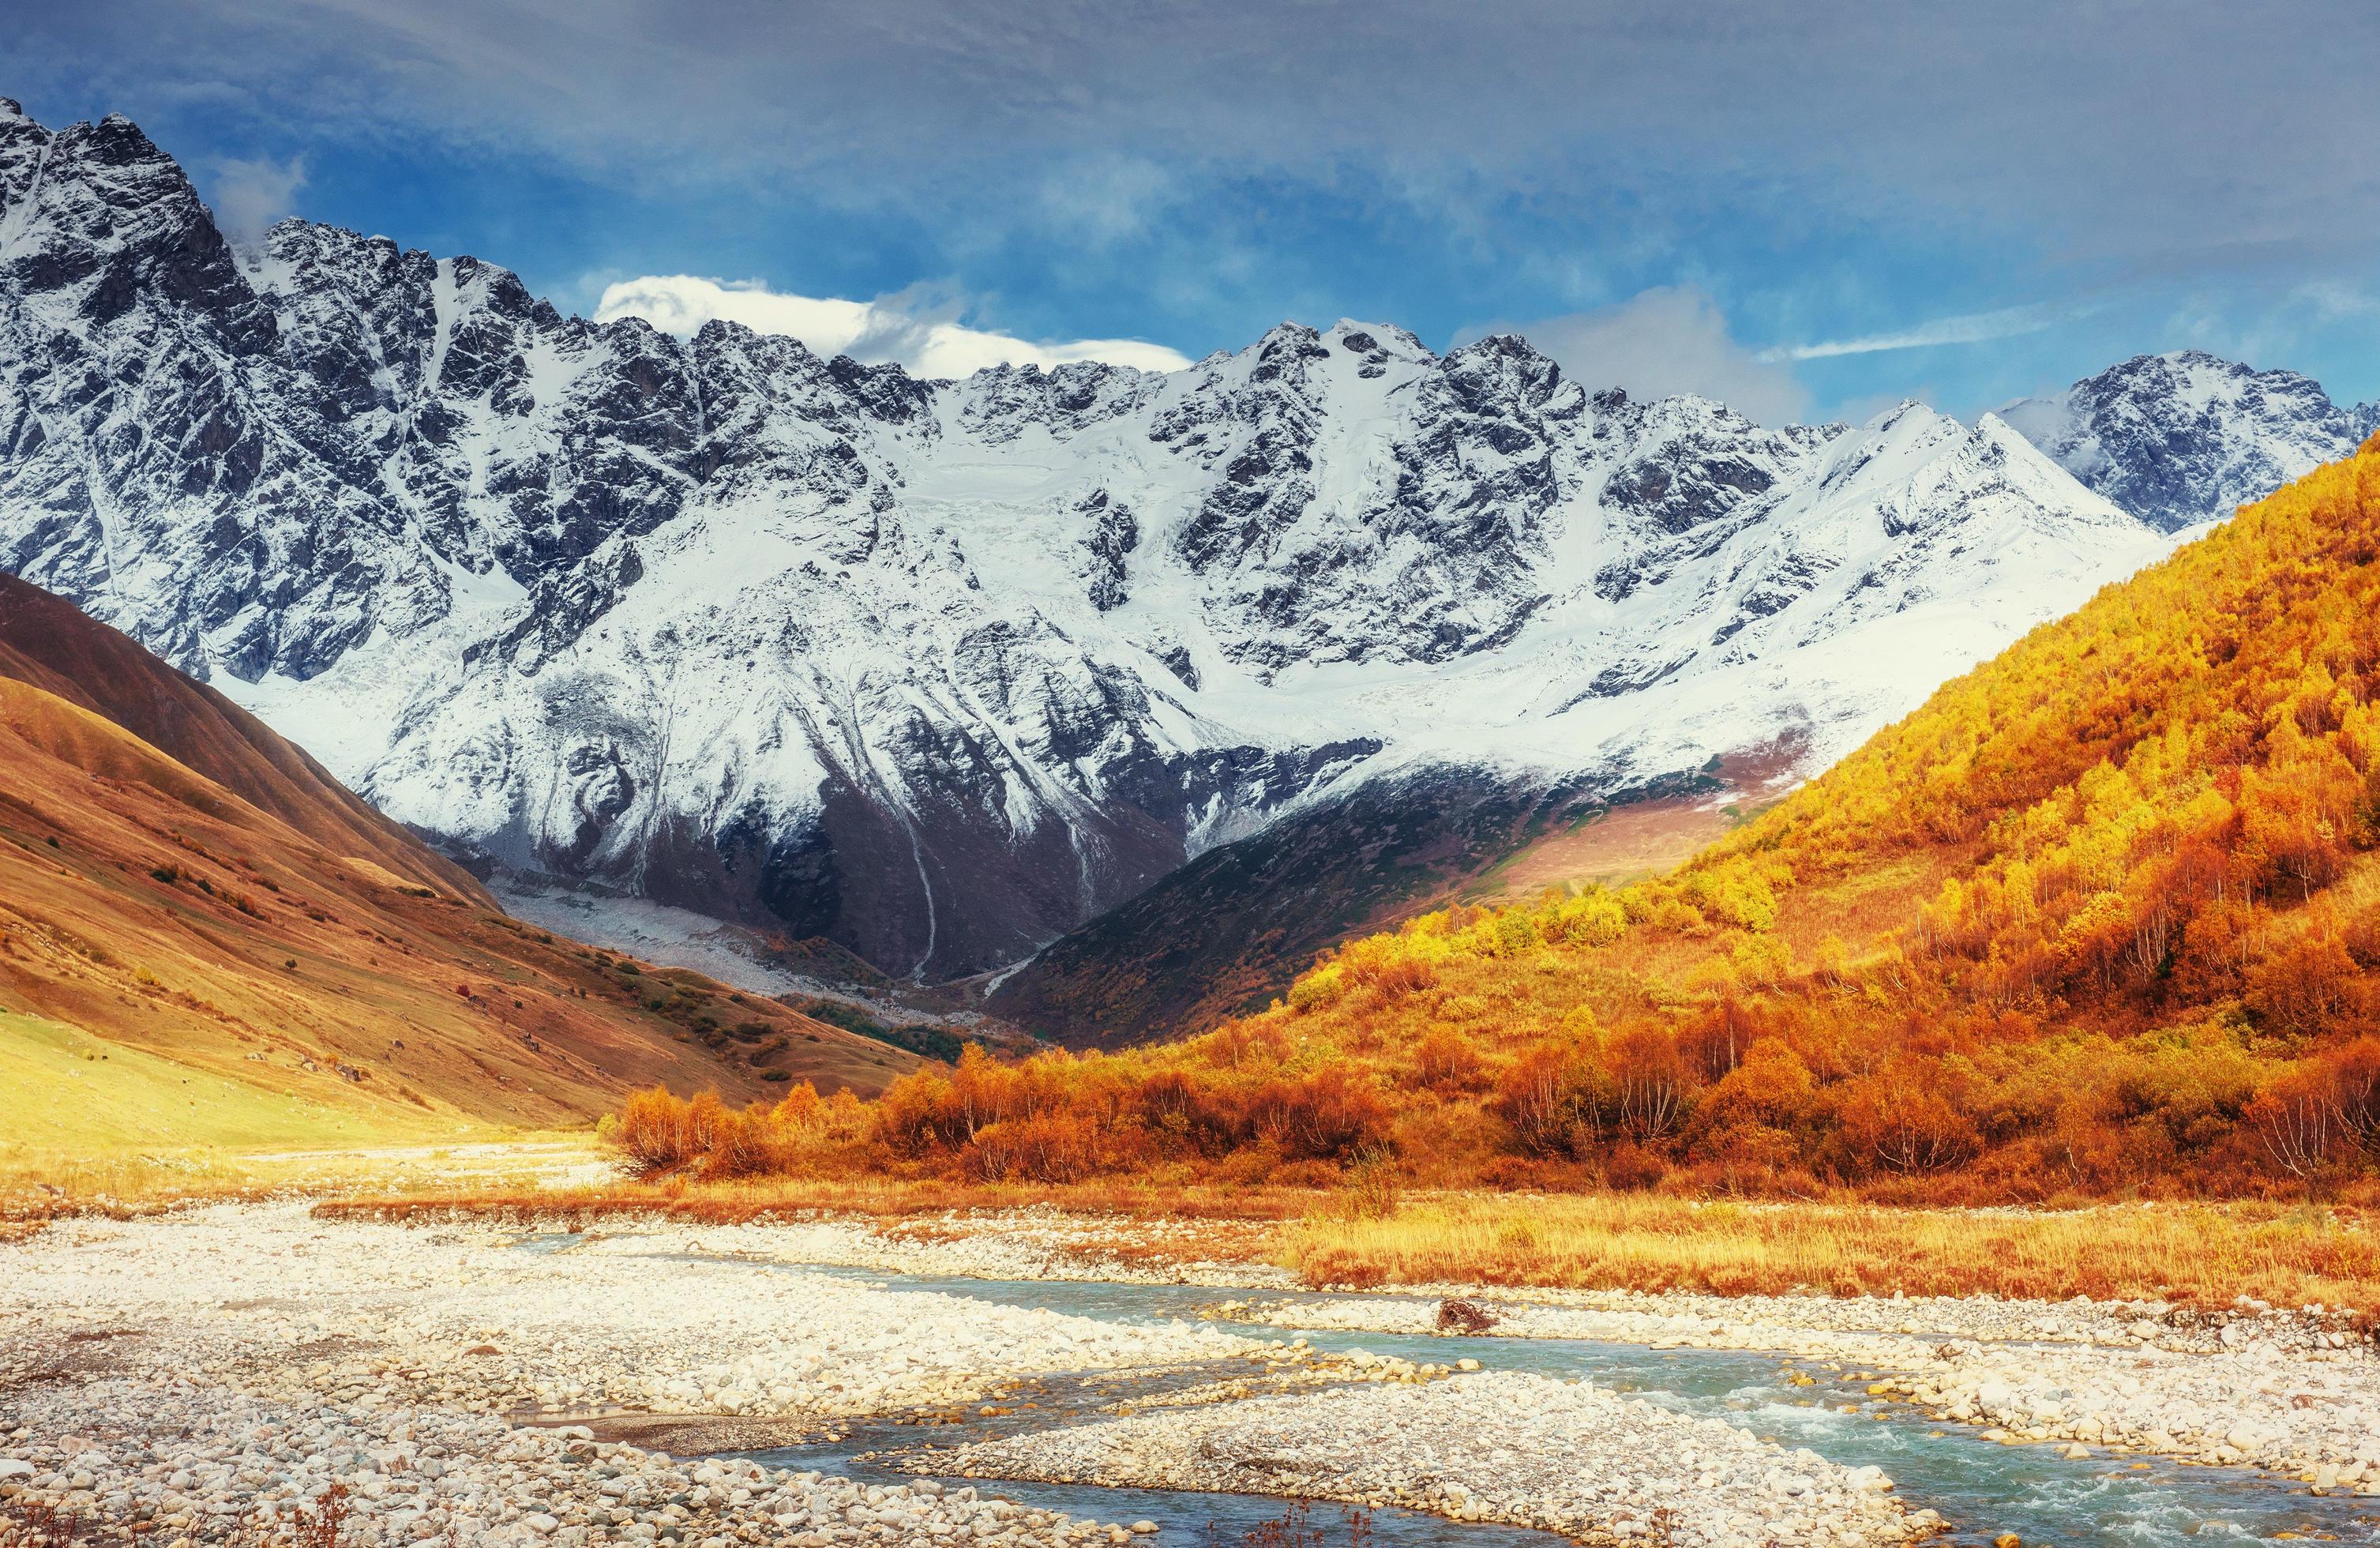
[931, 1373, 1924, 1546]
[1201, 1284, 2360, 1356]
[1871, 1336, 2380, 1488]
[0, 1381, 1155, 1548]
[373, 1204, 2380, 1490]
[1, 1207, 1908, 1547]
[1195, 1292, 2380, 1486]
[0, 1206, 1264, 1546]
[5, 1207, 1263, 1421]
[5, 1204, 2374, 1548]
[544, 1211, 1293, 1290]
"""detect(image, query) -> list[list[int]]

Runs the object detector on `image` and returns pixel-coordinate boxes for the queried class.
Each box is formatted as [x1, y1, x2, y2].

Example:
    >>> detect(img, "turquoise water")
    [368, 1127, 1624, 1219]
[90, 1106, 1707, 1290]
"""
[526, 1240, 2379, 1545]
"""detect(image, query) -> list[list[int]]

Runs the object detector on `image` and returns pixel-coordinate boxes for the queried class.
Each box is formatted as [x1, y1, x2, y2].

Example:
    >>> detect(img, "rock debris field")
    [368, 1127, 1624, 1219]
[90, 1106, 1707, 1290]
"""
[4, 1204, 2369, 1547]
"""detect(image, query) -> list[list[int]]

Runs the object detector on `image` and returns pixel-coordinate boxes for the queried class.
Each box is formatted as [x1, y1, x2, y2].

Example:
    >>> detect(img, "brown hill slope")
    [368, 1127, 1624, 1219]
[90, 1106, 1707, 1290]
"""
[0, 579, 918, 1144]
[0, 574, 471, 900]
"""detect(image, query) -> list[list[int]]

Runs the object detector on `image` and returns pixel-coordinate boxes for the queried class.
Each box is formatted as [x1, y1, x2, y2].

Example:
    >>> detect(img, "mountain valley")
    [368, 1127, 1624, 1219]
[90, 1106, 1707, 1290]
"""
[2, 100, 2373, 1040]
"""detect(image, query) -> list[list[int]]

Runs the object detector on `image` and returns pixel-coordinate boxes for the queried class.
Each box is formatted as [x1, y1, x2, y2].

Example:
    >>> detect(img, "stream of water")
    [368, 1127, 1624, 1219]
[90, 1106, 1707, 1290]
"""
[572, 1245, 2380, 1545]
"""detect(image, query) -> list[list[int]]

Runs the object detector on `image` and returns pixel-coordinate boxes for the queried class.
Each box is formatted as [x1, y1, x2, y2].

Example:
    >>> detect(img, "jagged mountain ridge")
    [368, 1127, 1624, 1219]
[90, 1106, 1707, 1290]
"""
[1999, 349, 2380, 533]
[0, 98, 2303, 1004]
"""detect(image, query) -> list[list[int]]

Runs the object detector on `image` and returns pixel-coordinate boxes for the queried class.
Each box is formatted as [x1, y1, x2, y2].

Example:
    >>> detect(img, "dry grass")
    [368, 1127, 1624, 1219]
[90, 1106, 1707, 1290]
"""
[0, 1147, 256, 1218]
[0, 1132, 611, 1234]
[1278, 1191, 2380, 1309]
[315, 1168, 2380, 1311]
[16, 1114, 2374, 1313]
[314, 1172, 1323, 1228]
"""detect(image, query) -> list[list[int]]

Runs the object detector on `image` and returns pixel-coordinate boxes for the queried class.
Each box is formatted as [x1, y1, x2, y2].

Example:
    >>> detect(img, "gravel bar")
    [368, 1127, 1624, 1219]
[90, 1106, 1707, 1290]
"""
[930, 1372, 1925, 1546]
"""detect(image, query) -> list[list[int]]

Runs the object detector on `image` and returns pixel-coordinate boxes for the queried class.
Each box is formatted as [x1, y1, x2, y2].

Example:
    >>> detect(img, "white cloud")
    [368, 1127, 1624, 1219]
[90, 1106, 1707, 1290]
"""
[1034, 155, 1179, 246]
[591, 274, 1192, 378]
[1762, 299, 2094, 362]
[205, 153, 307, 241]
[1484, 287, 1811, 426]
[2288, 282, 2380, 322]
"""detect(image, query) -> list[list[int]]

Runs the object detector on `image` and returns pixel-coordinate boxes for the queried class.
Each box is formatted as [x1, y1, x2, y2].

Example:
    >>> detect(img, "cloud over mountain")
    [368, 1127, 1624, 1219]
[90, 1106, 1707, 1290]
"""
[1481, 288, 1811, 427]
[593, 275, 1192, 377]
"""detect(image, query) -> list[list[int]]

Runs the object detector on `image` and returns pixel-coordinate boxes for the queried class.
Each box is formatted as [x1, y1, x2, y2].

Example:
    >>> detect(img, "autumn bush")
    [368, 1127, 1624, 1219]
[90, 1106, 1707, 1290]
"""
[610, 1081, 861, 1180]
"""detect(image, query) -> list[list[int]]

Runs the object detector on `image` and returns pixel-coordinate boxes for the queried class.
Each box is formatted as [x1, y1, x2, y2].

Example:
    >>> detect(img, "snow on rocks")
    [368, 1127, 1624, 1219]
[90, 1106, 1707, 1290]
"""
[0, 102, 2198, 987]
[2000, 348, 2379, 533]
[932, 1372, 1926, 1546]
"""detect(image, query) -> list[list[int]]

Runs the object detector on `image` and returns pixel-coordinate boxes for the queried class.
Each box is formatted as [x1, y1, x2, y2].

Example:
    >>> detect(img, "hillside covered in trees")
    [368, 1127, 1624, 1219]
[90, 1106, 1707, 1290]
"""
[625, 435, 2380, 1200]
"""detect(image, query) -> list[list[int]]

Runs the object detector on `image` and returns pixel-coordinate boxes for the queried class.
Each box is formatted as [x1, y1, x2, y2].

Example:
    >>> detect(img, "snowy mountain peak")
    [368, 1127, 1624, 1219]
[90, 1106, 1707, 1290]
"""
[0, 103, 2238, 988]
[1327, 317, 1428, 360]
[2000, 349, 2374, 532]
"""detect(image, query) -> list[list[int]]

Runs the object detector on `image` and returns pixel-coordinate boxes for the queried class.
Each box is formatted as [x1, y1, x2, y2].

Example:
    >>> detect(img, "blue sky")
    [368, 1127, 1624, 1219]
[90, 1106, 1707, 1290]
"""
[18, 1, 2380, 423]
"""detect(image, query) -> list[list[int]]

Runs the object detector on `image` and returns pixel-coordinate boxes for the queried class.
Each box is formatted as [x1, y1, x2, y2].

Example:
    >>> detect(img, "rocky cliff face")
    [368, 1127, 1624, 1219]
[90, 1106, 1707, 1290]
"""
[0, 101, 2258, 1001]
[1999, 350, 2380, 533]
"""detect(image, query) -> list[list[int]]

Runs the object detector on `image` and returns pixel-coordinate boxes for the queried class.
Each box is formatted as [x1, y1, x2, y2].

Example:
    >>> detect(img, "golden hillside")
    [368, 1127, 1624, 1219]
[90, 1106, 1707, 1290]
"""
[0, 577, 918, 1152]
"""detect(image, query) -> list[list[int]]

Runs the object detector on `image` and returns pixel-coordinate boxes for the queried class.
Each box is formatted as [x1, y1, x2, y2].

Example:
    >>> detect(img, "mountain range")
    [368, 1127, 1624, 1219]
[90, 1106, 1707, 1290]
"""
[2, 100, 2373, 1043]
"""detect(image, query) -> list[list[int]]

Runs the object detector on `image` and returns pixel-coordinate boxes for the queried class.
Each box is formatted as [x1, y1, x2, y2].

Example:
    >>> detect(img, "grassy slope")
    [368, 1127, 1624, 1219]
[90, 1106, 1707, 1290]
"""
[0, 1009, 437, 1150]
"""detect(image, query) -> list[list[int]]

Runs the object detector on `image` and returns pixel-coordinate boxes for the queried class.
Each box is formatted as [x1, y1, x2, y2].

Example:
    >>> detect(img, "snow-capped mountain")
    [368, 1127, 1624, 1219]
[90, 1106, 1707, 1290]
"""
[0, 100, 2227, 1003]
[1999, 350, 2380, 533]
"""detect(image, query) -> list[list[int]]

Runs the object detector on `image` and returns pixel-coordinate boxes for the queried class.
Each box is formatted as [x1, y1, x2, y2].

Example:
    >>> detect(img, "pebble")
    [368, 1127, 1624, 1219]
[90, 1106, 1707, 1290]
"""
[1864, 1339, 2380, 1485]
[0, 1381, 1132, 1547]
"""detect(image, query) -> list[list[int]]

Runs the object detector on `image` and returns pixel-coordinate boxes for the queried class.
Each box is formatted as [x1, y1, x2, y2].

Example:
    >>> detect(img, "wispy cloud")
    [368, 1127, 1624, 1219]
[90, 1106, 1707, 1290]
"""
[593, 275, 1192, 378]
[203, 152, 306, 240]
[1477, 287, 1811, 426]
[1760, 300, 2097, 362]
